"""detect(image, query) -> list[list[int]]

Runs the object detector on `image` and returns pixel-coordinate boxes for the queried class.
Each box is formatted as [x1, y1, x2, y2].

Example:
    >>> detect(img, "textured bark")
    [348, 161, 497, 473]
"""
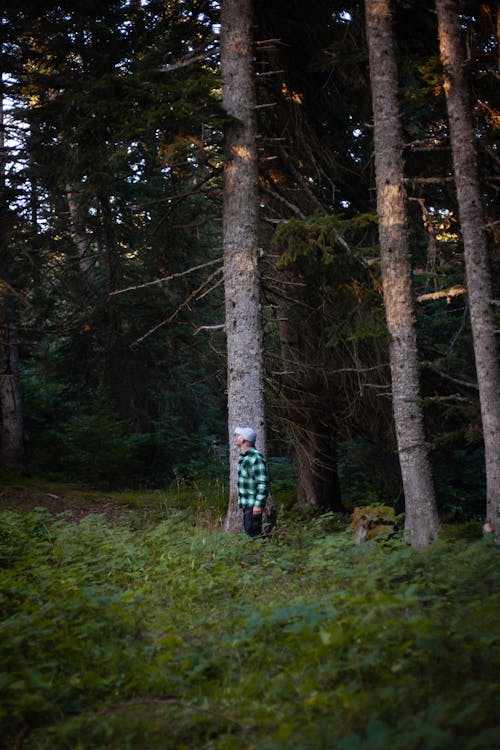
[497, 0, 500, 70]
[294, 424, 342, 512]
[48, 88, 93, 281]
[277, 301, 344, 513]
[221, 0, 267, 531]
[0, 92, 24, 467]
[365, 0, 439, 546]
[65, 183, 93, 279]
[0, 284, 24, 467]
[436, 0, 500, 535]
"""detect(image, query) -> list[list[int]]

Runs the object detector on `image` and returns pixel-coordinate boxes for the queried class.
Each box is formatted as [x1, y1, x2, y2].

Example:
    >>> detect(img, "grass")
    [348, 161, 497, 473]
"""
[0, 481, 499, 749]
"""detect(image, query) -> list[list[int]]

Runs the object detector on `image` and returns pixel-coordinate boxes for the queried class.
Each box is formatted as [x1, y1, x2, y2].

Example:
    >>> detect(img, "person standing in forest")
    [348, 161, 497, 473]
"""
[235, 427, 268, 537]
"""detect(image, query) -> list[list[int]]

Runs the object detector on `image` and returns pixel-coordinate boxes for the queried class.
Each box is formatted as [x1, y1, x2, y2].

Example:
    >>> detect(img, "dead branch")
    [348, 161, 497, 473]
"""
[131, 267, 222, 347]
[260, 184, 306, 218]
[421, 361, 479, 391]
[159, 35, 218, 72]
[257, 69, 285, 77]
[196, 271, 224, 301]
[405, 176, 455, 183]
[194, 323, 225, 335]
[417, 285, 467, 303]
[110, 258, 222, 296]
[423, 394, 470, 402]
[130, 170, 221, 210]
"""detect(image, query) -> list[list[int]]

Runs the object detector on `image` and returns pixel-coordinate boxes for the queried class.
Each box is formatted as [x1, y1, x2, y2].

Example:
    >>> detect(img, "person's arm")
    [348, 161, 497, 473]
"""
[252, 455, 268, 514]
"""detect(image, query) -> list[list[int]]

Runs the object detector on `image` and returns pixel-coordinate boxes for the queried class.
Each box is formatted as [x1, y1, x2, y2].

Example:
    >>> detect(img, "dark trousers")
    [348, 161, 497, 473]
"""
[243, 506, 262, 538]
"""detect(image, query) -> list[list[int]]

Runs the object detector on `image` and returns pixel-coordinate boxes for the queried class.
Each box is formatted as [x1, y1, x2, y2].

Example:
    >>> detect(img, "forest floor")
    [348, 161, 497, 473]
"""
[0, 474, 152, 522]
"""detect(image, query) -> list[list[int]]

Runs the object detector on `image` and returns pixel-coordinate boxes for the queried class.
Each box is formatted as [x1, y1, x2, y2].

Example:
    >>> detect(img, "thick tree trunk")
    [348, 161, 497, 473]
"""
[294, 424, 342, 512]
[0, 91, 24, 467]
[277, 301, 344, 513]
[436, 0, 500, 535]
[365, 0, 439, 546]
[221, 0, 267, 531]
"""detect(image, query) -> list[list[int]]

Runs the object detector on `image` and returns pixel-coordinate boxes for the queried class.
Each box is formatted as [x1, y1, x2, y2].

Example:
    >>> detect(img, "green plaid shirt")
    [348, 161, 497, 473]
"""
[237, 448, 268, 509]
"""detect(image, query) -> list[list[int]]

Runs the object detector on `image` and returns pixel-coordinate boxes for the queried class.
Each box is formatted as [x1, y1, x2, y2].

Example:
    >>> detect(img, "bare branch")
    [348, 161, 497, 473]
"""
[196, 271, 224, 300]
[194, 324, 225, 335]
[416, 285, 467, 303]
[110, 258, 222, 296]
[405, 176, 455, 183]
[260, 183, 306, 219]
[159, 35, 218, 73]
[421, 361, 479, 391]
[131, 267, 222, 347]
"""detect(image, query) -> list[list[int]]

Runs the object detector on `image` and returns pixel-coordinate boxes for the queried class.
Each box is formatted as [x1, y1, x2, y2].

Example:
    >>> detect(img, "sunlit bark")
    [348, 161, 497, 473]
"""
[436, 0, 500, 535]
[221, 0, 267, 531]
[365, 0, 439, 546]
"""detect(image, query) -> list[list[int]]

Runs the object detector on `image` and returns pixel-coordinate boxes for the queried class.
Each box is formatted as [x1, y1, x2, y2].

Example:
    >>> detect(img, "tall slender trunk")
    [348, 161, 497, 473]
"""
[98, 193, 133, 425]
[65, 182, 92, 279]
[365, 0, 439, 546]
[48, 89, 93, 281]
[221, 0, 267, 531]
[0, 83, 24, 466]
[436, 0, 500, 535]
[497, 0, 500, 69]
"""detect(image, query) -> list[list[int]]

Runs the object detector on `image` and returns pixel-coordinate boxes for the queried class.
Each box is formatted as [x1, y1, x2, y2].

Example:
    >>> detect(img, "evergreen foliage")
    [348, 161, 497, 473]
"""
[0, 0, 497, 516]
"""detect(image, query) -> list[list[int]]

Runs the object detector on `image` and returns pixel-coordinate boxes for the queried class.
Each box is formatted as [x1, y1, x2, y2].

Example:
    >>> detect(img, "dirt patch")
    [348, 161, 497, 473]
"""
[0, 486, 132, 522]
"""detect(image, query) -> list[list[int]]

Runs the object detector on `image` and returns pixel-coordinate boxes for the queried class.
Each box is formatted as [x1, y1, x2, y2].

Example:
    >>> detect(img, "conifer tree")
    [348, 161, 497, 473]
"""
[220, 0, 268, 531]
[0, 82, 24, 467]
[436, 0, 500, 535]
[365, 0, 439, 546]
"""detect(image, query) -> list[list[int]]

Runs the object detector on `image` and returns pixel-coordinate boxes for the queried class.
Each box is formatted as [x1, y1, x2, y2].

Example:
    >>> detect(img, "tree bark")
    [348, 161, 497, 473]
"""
[497, 0, 500, 70]
[221, 0, 267, 531]
[436, 0, 500, 535]
[65, 182, 93, 279]
[365, 0, 439, 546]
[0, 87, 24, 467]
[277, 300, 344, 513]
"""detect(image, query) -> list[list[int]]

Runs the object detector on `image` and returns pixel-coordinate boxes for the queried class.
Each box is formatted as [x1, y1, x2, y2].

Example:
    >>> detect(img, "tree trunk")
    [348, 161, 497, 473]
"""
[293, 423, 342, 512]
[436, 0, 500, 536]
[277, 300, 344, 513]
[65, 182, 93, 279]
[0, 89, 24, 467]
[221, 0, 267, 531]
[365, 0, 439, 546]
[98, 193, 134, 425]
[0, 282, 24, 467]
[497, 0, 500, 70]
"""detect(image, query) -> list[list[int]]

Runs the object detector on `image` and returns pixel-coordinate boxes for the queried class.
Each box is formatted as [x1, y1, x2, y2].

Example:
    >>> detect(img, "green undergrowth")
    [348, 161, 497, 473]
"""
[0, 503, 499, 749]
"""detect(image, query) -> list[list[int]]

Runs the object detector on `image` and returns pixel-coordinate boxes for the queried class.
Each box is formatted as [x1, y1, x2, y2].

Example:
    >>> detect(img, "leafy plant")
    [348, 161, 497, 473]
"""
[1, 500, 498, 749]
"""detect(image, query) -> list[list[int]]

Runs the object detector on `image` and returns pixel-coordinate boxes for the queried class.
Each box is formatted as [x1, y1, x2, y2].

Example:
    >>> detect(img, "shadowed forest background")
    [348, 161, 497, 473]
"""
[1, 0, 498, 521]
[0, 2, 499, 747]
[2, 2, 499, 517]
